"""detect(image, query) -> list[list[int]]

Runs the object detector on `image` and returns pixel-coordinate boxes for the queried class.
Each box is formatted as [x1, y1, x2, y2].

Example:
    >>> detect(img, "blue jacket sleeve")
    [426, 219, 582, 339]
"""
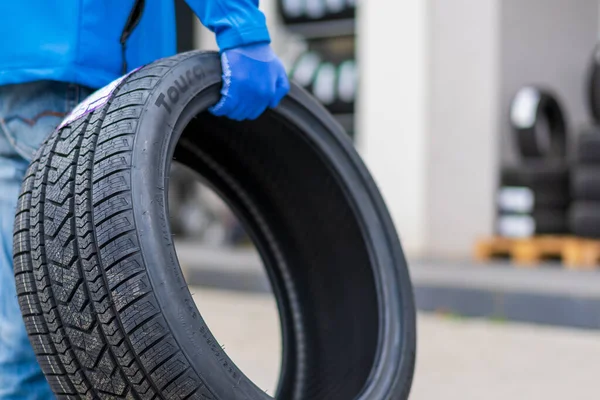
[185, 0, 271, 51]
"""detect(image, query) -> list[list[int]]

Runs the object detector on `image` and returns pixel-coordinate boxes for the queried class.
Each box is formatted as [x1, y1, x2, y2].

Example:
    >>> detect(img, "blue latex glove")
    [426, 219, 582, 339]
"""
[209, 43, 290, 121]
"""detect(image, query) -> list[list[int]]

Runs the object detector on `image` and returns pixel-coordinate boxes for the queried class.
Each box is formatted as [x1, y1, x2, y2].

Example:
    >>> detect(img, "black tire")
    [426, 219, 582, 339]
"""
[575, 128, 600, 164]
[290, 53, 356, 115]
[571, 165, 600, 201]
[496, 209, 568, 237]
[499, 163, 570, 209]
[510, 87, 567, 160]
[289, 51, 320, 93]
[13, 51, 416, 400]
[335, 59, 356, 113]
[587, 44, 600, 124]
[278, 0, 354, 25]
[569, 202, 600, 238]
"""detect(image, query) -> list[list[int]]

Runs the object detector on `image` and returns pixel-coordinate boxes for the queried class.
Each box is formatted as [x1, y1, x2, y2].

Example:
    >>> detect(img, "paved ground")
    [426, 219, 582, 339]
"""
[190, 286, 600, 399]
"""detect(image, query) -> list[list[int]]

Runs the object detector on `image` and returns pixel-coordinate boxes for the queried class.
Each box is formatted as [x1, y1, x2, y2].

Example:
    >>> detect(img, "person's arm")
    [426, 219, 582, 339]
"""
[185, 0, 290, 121]
[184, 0, 270, 50]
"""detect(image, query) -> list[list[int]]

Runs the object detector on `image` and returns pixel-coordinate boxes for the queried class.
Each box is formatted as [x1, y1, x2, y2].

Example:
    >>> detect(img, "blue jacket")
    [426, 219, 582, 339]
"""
[0, 0, 270, 89]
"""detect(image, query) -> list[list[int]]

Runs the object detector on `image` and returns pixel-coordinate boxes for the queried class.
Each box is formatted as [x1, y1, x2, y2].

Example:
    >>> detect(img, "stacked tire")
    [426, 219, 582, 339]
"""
[278, 0, 355, 25]
[567, 44, 600, 238]
[499, 87, 570, 237]
[289, 51, 357, 114]
[278, 0, 357, 139]
[497, 164, 569, 237]
[569, 129, 600, 237]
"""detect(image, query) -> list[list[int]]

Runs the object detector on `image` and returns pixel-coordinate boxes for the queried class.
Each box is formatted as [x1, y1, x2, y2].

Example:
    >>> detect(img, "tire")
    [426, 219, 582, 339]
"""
[337, 60, 356, 105]
[569, 202, 600, 238]
[312, 62, 337, 106]
[280, 0, 305, 20]
[588, 44, 600, 124]
[496, 209, 568, 237]
[14, 51, 416, 400]
[575, 128, 600, 164]
[328, 59, 356, 114]
[290, 53, 356, 115]
[499, 164, 570, 210]
[571, 165, 600, 201]
[278, 0, 354, 24]
[289, 51, 321, 92]
[510, 87, 567, 160]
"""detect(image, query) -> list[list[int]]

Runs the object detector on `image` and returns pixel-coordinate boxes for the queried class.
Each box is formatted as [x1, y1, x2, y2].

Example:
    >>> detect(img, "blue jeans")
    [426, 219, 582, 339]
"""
[0, 81, 92, 400]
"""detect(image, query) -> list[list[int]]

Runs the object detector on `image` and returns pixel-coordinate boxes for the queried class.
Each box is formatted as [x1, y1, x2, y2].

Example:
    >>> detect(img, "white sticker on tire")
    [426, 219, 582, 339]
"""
[497, 215, 536, 238]
[306, 0, 326, 18]
[511, 87, 541, 129]
[338, 60, 357, 103]
[282, 0, 305, 17]
[58, 67, 140, 129]
[314, 63, 337, 105]
[497, 186, 534, 213]
[292, 52, 321, 87]
[325, 0, 345, 13]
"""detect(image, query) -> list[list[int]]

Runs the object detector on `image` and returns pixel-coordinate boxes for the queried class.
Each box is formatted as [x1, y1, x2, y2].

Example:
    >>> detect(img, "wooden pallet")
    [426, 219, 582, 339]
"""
[474, 236, 600, 269]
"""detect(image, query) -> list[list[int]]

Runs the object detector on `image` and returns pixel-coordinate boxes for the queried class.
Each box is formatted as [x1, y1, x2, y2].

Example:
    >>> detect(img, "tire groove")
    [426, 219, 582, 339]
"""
[136, 333, 169, 359]
[117, 291, 153, 314]
[30, 128, 90, 396]
[95, 208, 133, 228]
[104, 250, 141, 274]
[92, 189, 130, 207]
[147, 352, 179, 376]
[160, 367, 190, 392]
[98, 229, 137, 250]
[75, 107, 143, 400]
[110, 270, 146, 292]
[124, 314, 160, 337]
[93, 149, 132, 166]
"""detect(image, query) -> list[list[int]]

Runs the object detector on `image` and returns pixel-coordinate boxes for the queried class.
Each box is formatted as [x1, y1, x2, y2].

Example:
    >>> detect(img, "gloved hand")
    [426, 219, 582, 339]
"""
[209, 43, 290, 121]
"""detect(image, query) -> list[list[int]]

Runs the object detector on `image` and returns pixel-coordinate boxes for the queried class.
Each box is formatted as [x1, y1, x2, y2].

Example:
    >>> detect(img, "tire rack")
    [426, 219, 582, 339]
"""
[475, 43, 600, 267]
[278, 0, 357, 140]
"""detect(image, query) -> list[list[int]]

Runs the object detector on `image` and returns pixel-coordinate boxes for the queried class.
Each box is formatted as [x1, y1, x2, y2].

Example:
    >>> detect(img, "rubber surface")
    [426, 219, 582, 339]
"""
[290, 52, 356, 114]
[587, 44, 600, 124]
[569, 202, 600, 238]
[14, 51, 416, 400]
[496, 209, 568, 238]
[510, 87, 567, 160]
[278, 0, 354, 25]
[500, 164, 570, 209]
[571, 165, 600, 201]
[575, 128, 600, 164]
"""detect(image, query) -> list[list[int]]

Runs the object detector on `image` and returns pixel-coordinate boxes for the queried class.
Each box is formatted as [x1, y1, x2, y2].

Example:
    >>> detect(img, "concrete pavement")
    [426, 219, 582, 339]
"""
[190, 286, 600, 400]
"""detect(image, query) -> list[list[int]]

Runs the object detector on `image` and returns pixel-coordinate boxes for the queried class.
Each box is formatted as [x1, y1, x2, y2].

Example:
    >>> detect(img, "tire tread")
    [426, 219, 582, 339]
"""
[13, 54, 211, 399]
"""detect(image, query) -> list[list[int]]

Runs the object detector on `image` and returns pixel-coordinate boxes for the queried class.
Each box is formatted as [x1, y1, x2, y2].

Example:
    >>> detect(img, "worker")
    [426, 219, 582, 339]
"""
[0, 1, 289, 398]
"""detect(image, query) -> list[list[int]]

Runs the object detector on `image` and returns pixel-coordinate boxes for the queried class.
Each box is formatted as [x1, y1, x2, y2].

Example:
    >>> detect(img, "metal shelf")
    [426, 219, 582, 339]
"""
[285, 18, 356, 40]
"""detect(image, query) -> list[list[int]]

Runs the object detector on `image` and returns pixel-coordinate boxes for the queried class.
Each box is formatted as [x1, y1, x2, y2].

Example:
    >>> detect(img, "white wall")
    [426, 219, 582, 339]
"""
[359, 0, 598, 258]
[426, 0, 500, 257]
[499, 0, 598, 165]
[358, 0, 430, 256]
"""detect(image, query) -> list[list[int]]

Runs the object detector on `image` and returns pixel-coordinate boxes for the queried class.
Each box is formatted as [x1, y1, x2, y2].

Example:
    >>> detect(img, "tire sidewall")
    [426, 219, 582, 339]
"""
[128, 55, 266, 400]
[512, 88, 566, 160]
[272, 92, 416, 398]
[125, 52, 416, 399]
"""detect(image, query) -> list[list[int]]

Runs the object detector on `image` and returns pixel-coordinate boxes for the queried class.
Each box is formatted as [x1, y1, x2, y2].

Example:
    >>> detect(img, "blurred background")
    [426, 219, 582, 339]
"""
[171, 1, 600, 398]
